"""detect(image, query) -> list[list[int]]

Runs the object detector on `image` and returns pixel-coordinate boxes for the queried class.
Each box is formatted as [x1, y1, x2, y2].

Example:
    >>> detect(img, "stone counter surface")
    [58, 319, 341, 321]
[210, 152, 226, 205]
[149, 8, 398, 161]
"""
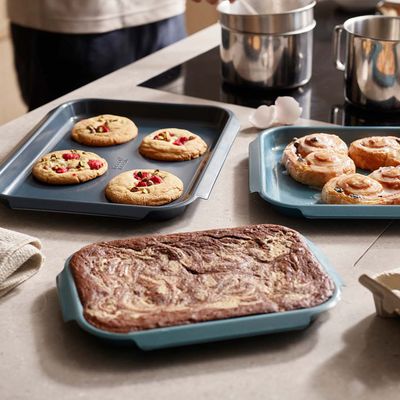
[0, 26, 399, 400]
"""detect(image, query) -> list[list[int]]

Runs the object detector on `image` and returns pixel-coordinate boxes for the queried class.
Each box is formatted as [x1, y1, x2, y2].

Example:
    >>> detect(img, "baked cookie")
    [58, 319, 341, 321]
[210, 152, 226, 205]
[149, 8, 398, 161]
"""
[282, 148, 355, 188]
[321, 173, 386, 205]
[287, 133, 348, 158]
[71, 114, 138, 146]
[105, 169, 183, 206]
[139, 128, 208, 161]
[32, 150, 107, 185]
[349, 136, 400, 170]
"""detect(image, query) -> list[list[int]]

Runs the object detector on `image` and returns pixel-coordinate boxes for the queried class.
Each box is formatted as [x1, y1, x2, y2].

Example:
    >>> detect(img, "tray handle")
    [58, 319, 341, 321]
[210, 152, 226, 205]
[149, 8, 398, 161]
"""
[0, 105, 63, 197]
[249, 137, 263, 194]
[194, 114, 240, 200]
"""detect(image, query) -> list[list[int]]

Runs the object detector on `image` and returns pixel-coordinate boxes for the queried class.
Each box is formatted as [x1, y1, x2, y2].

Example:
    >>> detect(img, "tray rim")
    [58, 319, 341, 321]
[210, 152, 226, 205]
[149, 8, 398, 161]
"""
[0, 98, 240, 217]
[56, 235, 342, 350]
[249, 125, 400, 219]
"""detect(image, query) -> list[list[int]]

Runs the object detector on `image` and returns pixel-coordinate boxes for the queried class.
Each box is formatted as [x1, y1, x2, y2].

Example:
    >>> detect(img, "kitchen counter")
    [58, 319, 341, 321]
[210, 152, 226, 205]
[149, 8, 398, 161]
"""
[0, 25, 399, 400]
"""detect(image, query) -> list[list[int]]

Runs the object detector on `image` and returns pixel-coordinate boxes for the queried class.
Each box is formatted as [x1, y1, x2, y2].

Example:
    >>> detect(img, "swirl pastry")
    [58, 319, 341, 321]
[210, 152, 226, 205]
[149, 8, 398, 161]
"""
[349, 136, 400, 170]
[288, 133, 348, 158]
[282, 149, 355, 188]
[369, 166, 400, 190]
[369, 167, 400, 204]
[321, 173, 385, 205]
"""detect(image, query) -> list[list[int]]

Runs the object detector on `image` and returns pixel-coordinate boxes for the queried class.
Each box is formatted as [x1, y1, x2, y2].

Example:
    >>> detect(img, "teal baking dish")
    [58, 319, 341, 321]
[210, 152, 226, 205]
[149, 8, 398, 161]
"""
[249, 126, 400, 219]
[56, 238, 341, 351]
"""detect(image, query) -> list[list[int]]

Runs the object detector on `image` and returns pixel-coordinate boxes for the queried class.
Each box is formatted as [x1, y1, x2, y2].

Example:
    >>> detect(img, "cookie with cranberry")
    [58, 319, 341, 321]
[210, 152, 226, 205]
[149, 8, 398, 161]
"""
[71, 114, 138, 146]
[32, 150, 108, 185]
[139, 128, 208, 161]
[105, 169, 183, 206]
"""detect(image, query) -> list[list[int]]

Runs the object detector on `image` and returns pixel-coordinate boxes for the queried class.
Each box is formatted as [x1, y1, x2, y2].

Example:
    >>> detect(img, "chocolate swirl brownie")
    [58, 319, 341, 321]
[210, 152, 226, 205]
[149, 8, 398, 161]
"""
[70, 224, 334, 333]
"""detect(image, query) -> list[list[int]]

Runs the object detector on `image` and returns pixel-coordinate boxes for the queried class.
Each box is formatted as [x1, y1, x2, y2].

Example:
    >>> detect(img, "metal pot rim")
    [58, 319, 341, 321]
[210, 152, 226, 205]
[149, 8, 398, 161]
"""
[343, 15, 400, 42]
[220, 20, 316, 36]
[217, 0, 316, 17]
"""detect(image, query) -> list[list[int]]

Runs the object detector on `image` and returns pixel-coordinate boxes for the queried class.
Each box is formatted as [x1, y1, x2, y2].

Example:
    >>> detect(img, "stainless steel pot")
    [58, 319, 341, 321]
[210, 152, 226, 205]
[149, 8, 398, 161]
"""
[218, 0, 316, 89]
[334, 15, 400, 111]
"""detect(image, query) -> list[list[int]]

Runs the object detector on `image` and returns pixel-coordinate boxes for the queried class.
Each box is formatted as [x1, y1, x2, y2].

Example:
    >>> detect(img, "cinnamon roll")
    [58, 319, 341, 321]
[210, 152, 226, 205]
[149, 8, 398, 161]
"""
[369, 166, 400, 190]
[282, 149, 355, 188]
[321, 173, 385, 205]
[349, 136, 400, 171]
[369, 167, 400, 204]
[287, 133, 348, 158]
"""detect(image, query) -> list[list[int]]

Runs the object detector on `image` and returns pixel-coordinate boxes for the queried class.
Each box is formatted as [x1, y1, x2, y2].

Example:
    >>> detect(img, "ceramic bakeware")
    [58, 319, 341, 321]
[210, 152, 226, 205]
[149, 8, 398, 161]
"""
[249, 125, 400, 219]
[56, 237, 341, 351]
[360, 270, 400, 318]
[0, 98, 239, 220]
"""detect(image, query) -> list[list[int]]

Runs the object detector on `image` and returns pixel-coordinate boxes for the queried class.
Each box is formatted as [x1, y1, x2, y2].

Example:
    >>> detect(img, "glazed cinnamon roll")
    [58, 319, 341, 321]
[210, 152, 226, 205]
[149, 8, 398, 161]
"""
[369, 167, 400, 204]
[321, 173, 385, 205]
[287, 133, 348, 158]
[369, 166, 400, 190]
[349, 136, 400, 171]
[282, 149, 355, 188]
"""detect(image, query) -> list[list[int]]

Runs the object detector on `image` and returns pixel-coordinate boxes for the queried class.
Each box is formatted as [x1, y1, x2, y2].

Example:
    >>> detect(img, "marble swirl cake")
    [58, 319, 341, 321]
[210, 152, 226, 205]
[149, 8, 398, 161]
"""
[69, 224, 335, 333]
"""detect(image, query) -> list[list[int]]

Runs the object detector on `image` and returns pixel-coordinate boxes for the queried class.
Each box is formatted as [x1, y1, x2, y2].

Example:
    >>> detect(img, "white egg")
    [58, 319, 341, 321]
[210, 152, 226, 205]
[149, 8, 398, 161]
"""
[275, 96, 303, 125]
[249, 105, 276, 129]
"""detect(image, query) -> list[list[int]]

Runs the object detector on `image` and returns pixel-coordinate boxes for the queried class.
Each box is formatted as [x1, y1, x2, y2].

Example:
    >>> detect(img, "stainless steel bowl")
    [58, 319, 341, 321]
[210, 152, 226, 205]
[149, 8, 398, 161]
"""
[218, 0, 316, 34]
[218, 0, 316, 89]
[334, 15, 400, 111]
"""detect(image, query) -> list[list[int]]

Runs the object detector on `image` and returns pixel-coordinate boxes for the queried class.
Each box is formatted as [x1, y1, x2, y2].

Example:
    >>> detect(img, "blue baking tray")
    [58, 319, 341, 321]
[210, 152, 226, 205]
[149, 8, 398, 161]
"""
[249, 126, 400, 219]
[0, 98, 239, 220]
[56, 237, 341, 350]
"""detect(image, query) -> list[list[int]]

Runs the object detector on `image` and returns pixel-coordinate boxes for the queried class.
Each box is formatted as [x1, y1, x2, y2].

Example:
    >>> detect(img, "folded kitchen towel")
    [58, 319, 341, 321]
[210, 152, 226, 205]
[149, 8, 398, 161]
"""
[0, 227, 44, 297]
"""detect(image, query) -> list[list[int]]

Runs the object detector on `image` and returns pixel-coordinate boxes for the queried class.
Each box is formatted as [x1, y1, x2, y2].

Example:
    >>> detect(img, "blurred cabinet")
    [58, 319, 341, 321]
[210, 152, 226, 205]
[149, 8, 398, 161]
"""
[0, 0, 7, 39]
[186, 0, 218, 34]
[0, 0, 26, 124]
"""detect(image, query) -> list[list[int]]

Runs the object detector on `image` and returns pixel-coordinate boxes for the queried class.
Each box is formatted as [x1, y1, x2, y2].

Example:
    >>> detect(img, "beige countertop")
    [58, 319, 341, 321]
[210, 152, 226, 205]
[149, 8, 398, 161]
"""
[0, 25, 399, 400]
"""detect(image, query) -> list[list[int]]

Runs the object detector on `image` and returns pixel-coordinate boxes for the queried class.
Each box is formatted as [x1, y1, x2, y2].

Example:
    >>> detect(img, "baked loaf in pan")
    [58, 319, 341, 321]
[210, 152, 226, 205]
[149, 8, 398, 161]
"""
[69, 224, 335, 333]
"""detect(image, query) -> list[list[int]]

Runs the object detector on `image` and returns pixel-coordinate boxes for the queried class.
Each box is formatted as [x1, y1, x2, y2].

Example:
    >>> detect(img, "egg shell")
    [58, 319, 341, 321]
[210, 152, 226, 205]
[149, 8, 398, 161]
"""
[275, 96, 303, 125]
[249, 105, 276, 129]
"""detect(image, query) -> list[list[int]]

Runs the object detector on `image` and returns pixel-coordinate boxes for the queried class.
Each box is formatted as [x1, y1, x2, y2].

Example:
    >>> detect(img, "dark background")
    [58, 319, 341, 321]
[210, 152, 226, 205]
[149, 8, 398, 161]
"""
[141, 1, 400, 126]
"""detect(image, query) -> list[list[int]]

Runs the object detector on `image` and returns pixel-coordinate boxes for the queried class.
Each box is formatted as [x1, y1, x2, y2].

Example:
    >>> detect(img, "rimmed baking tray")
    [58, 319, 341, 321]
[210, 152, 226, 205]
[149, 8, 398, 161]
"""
[0, 98, 239, 219]
[56, 237, 341, 351]
[249, 126, 400, 219]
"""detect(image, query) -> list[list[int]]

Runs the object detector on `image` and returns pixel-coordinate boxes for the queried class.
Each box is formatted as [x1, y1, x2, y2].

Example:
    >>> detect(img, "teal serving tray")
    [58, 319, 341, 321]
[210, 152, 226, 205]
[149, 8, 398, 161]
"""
[249, 126, 400, 219]
[56, 238, 341, 351]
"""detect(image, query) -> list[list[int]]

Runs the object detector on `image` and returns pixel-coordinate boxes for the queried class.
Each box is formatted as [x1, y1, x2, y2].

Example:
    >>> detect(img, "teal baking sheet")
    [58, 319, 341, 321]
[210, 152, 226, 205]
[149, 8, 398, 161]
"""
[56, 237, 341, 351]
[249, 126, 400, 219]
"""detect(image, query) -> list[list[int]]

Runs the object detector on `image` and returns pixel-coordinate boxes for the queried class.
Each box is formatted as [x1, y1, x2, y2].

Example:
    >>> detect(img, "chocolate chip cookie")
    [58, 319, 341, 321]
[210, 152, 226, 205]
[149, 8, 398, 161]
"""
[139, 128, 207, 161]
[72, 114, 138, 146]
[32, 150, 108, 185]
[105, 169, 183, 206]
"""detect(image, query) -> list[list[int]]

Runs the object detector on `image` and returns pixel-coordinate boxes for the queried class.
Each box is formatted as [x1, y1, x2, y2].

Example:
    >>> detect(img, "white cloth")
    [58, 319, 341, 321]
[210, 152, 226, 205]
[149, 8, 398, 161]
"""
[7, 0, 186, 34]
[0, 227, 44, 297]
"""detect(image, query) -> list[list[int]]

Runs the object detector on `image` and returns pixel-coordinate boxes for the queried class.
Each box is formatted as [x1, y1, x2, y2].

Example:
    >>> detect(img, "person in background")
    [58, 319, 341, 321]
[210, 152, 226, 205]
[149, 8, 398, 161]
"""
[7, 0, 231, 111]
